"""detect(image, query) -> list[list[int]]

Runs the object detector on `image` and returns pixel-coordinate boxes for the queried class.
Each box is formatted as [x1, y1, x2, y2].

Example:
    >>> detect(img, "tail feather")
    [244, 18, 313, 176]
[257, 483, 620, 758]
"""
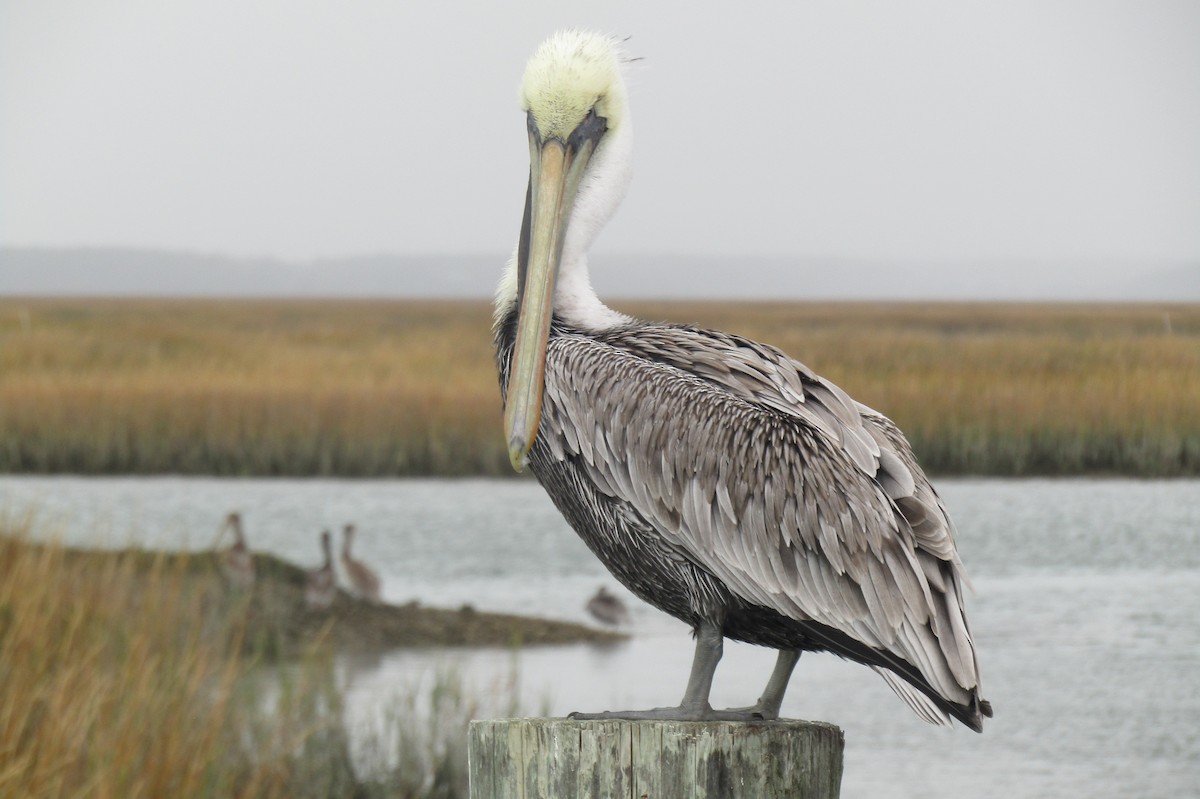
[872, 667, 953, 727]
[793, 616, 991, 731]
[872, 666, 990, 732]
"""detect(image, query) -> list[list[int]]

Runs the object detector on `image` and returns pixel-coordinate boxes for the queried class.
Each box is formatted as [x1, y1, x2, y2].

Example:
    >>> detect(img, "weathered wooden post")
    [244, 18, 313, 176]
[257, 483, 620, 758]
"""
[468, 718, 843, 798]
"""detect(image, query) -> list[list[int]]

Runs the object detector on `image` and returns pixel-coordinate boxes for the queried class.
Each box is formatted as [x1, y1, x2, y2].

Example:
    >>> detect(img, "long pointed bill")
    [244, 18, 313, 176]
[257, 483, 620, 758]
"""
[505, 130, 597, 471]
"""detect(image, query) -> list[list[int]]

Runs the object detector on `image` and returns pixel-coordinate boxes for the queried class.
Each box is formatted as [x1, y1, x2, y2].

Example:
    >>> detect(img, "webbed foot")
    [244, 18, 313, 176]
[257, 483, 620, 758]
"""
[568, 704, 764, 722]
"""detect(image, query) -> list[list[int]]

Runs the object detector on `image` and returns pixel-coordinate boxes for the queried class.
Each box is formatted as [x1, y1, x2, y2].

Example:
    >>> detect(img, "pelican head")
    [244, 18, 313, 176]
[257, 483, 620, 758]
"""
[504, 30, 632, 472]
[520, 30, 628, 142]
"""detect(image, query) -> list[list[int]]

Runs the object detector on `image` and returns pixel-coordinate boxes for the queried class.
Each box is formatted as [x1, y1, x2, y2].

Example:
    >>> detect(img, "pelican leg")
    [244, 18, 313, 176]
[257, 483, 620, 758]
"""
[569, 619, 760, 721]
[721, 649, 801, 720]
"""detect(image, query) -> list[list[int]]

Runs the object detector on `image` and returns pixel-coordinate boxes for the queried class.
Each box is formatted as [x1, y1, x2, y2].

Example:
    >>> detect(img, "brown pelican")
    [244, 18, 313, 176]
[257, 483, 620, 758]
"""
[340, 524, 382, 604]
[586, 586, 631, 627]
[218, 512, 255, 590]
[495, 30, 992, 730]
[304, 530, 337, 610]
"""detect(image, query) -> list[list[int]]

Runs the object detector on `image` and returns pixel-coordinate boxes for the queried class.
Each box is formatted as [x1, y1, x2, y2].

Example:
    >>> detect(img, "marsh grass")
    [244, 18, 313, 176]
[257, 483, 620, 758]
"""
[0, 523, 510, 798]
[1, 298, 1197, 476]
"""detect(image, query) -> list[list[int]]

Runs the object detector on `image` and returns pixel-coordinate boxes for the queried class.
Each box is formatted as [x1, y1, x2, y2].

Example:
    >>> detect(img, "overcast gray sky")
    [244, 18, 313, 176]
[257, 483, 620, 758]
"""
[3, 2, 1198, 282]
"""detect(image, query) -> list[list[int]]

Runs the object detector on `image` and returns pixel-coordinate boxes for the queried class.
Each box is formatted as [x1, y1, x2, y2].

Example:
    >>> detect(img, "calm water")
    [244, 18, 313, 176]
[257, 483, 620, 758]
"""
[3, 476, 1198, 798]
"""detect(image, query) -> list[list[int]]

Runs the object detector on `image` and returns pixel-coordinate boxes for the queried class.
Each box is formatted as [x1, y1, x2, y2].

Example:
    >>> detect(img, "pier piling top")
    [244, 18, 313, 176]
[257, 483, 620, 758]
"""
[468, 717, 844, 798]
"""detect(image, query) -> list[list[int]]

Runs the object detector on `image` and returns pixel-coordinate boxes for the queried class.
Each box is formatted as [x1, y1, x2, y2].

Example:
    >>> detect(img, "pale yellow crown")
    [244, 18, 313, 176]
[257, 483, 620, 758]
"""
[520, 29, 627, 140]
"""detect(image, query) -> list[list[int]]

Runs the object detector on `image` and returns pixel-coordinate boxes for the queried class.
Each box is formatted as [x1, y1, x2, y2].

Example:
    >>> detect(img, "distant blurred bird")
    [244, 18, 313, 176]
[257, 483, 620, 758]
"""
[304, 530, 337, 610]
[586, 586, 630, 627]
[218, 511, 255, 590]
[340, 524, 382, 604]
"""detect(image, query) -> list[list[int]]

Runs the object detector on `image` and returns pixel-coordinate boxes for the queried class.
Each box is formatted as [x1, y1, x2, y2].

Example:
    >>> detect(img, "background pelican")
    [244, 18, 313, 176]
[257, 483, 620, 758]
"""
[340, 523, 382, 604]
[218, 511, 255, 590]
[304, 530, 336, 611]
[586, 586, 631, 627]
[495, 30, 992, 730]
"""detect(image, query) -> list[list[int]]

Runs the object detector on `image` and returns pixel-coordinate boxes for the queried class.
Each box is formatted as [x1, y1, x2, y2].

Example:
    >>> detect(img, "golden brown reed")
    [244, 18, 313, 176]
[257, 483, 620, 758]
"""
[0, 526, 256, 797]
[1, 298, 1197, 476]
[0, 524, 502, 798]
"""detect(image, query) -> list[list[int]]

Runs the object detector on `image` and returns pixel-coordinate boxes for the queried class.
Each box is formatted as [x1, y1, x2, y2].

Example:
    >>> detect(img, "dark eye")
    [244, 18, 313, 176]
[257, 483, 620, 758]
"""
[572, 106, 608, 147]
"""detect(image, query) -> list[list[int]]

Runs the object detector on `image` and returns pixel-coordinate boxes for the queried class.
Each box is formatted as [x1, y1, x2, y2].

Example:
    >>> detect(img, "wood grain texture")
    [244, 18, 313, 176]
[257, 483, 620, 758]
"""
[469, 718, 843, 798]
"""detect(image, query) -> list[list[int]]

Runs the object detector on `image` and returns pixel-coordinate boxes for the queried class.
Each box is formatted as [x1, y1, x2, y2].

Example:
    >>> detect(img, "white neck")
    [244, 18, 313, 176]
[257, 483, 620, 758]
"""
[495, 110, 634, 333]
[554, 253, 631, 330]
[562, 114, 633, 269]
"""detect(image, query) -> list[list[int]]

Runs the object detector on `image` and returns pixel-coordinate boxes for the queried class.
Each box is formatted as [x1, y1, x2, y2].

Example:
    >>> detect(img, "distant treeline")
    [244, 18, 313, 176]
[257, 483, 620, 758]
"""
[0, 298, 1197, 477]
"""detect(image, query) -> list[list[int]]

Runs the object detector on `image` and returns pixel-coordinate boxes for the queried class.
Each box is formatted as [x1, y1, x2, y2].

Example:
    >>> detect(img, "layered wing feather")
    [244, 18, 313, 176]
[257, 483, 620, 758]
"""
[538, 323, 984, 713]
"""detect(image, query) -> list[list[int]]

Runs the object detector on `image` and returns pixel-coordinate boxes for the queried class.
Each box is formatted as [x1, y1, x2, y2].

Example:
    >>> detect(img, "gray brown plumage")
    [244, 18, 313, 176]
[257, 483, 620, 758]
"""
[498, 314, 992, 728]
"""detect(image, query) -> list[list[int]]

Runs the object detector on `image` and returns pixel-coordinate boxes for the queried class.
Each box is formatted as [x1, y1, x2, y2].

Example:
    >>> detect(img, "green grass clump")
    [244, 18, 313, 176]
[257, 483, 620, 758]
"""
[1, 298, 1197, 476]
